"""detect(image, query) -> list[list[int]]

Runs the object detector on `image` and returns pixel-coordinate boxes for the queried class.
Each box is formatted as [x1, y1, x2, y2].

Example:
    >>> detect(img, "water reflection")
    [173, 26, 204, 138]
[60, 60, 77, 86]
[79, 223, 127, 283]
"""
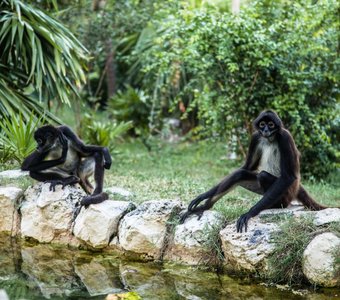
[0, 234, 338, 300]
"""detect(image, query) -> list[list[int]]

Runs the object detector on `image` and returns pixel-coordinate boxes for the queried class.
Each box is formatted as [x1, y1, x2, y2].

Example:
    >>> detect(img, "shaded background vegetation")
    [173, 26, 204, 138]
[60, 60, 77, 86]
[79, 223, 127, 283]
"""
[0, 0, 339, 179]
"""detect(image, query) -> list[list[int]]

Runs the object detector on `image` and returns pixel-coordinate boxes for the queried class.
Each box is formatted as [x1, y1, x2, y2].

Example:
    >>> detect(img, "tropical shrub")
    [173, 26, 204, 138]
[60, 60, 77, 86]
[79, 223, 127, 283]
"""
[107, 86, 151, 136]
[127, 0, 339, 178]
[0, 113, 41, 164]
[80, 112, 132, 152]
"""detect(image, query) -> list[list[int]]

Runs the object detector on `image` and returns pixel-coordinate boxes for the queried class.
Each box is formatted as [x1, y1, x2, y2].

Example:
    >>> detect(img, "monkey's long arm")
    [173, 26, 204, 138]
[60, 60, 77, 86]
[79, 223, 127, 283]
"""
[21, 141, 68, 172]
[59, 126, 112, 169]
[236, 131, 298, 232]
[180, 133, 262, 223]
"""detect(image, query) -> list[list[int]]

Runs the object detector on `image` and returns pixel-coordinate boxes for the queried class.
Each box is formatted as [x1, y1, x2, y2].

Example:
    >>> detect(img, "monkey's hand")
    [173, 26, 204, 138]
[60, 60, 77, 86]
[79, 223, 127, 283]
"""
[236, 211, 255, 233]
[103, 158, 112, 170]
[179, 210, 191, 224]
[58, 133, 68, 157]
[188, 195, 206, 211]
[180, 209, 206, 224]
[102, 148, 112, 169]
[58, 132, 68, 146]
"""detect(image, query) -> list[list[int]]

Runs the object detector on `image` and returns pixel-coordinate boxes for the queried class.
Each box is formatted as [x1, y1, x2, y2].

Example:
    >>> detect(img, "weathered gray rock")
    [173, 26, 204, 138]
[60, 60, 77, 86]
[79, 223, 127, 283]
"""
[302, 232, 340, 287]
[21, 183, 85, 245]
[313, 208, 340, 226]
[0, 186, 23, 235]
[0, 169, 29, 179]
[73, 200, 135, 248]
[259, 205, 305, 216]
[220, 217, 279, 272]
[0, 233, 21, 277]
[165, 211, 225, 265]
[118, 200, 184, 259]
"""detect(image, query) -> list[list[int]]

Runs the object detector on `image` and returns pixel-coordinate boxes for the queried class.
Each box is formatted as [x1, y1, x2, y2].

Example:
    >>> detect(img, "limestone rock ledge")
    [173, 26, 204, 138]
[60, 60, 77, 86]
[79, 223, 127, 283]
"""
[220, 219, 279, 272]
[73, 200, 136, 248]
[118, 200, 184, 259]
[0, 186, 23, 236]
[165, 210, 225, 265]
[21, 183, 84, 246]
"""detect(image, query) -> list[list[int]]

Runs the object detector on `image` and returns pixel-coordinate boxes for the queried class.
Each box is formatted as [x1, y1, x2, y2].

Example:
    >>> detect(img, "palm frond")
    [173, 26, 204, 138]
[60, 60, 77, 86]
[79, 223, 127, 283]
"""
[0, 0, 88, 119]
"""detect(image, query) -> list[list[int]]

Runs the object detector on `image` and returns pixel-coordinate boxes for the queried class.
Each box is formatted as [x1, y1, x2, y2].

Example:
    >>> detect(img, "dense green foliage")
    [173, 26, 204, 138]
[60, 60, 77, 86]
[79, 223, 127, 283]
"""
[125, 0, 339, 177]
[58, 0, 338, 178]
[1, 0, 338, 178]
[80, 111, 132, 151]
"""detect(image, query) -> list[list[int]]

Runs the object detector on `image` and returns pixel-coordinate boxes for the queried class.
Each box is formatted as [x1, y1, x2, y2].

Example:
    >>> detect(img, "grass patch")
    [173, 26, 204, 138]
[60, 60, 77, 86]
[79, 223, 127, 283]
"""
[0, 176, 34, 191]
[267, 217, 340, 286]
[267, 216, 316, 285]
[201, 220, 226, 267]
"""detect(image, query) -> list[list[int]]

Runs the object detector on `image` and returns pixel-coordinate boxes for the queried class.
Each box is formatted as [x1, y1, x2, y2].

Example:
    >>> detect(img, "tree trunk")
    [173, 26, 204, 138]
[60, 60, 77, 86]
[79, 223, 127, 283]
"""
[105, 39, 116, 99]
[232, 0, 241, 14]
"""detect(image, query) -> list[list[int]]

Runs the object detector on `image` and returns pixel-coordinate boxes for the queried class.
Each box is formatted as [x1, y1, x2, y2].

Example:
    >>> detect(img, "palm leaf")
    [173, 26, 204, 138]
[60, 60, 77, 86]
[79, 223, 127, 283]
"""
[0, 0, 88, 120]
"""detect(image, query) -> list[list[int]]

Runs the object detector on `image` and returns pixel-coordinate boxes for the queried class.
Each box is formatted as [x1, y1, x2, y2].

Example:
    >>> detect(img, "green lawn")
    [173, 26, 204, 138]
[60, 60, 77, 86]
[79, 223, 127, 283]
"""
[104, 138, 339, 221]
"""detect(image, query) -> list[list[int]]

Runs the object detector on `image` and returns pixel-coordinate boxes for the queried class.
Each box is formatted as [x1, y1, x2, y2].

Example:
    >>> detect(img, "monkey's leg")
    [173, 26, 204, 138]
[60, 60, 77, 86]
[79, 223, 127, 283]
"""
[78, 157, 95, 194]
[80, 152, 108, 207]
[257, 171, 292, 209]
[181, 169, 258, 223]
[30, 171, 80, 191]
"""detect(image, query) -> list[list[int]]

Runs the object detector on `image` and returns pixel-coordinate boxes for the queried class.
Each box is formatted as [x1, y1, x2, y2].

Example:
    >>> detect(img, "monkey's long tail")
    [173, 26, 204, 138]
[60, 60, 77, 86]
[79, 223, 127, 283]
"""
[297, 186, 327, 210]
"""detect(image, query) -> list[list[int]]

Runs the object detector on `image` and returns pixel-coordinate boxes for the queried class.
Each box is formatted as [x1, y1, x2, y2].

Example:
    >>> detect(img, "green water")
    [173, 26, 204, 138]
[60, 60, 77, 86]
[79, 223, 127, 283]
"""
[0, 234, 338, 300]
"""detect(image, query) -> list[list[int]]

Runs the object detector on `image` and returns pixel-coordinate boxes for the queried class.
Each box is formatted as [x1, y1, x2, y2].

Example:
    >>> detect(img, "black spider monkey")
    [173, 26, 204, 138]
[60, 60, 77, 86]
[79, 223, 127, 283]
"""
[21, 125, 112, 207]
[180, 110, 327, 232]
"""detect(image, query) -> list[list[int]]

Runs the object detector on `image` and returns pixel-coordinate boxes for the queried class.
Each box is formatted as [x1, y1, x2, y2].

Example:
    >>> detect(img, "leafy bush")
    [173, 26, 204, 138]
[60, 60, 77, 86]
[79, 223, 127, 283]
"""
[80, 113, 132, 152]
[107, 86, 150, 136]
[0, 113, 41, 164]
[127, 0, 339, 178]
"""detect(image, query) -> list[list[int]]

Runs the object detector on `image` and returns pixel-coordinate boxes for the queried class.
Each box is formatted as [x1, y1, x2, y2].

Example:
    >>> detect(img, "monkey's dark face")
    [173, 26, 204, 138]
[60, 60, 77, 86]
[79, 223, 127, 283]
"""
[253, 110, 283, 140]
[256, 117, 279, 139]
[34, 125, 60, 153]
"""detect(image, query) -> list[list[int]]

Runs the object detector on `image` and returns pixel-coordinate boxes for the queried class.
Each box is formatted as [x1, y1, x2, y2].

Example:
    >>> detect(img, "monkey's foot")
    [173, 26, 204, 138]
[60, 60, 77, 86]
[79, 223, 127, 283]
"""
[47, 180, 65, 191]
[179, 211, 190, 224]
[179, 209, 205, 224]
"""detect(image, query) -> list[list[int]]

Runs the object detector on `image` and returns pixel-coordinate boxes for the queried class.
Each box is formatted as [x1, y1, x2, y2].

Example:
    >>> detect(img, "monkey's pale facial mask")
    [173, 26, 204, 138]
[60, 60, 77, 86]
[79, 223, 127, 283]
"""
[257, 119, 278, 138]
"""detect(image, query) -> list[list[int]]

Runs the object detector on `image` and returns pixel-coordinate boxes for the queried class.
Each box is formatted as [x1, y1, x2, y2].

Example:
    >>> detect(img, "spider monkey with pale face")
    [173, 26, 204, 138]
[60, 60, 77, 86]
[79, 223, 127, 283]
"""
[22, 125, 112, 207]
[180, 110, 327, 232]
